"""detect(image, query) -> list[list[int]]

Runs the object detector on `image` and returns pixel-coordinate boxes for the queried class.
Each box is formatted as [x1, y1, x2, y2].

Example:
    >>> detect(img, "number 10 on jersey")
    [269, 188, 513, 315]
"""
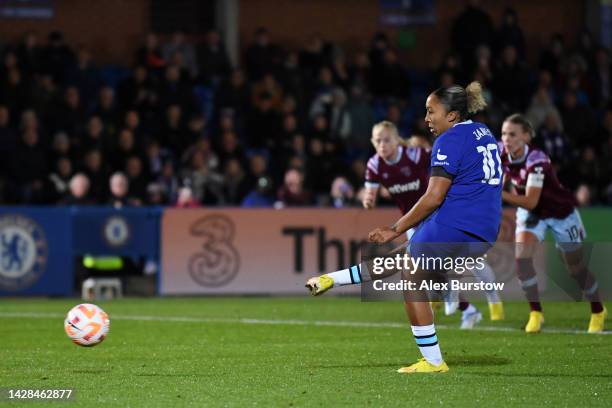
[477, 144, 502, 185]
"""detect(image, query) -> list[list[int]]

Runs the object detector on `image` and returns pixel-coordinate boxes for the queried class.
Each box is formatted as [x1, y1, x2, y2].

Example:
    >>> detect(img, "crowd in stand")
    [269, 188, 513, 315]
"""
[1, 3, 611, 208]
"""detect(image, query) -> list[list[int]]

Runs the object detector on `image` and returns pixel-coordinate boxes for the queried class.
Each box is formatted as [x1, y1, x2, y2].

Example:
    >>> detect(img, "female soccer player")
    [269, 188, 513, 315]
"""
[305, 121, 504, 327]
[499, 113, 606, 333]
[368, 82, 502, 373]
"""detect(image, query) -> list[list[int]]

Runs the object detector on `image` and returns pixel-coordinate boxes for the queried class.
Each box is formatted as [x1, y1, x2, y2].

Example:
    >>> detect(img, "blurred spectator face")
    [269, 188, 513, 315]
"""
[24, 32, 37, 48]
[162, 161, 175, 178]
[145, 33, 158, 49]
[8, 68, 21, 85]
[134, 66, 147, 82]
[225, 159, 243, 177]
[383, 49, 397, 64]
[371, 127, 399, 161]
[188, 116, 206, 133]
[538, 70, 552, 87]
[22, 129, 39, 147]
[332, 88, 347, 107]
[440, 72, 454, 87]
[503, 9, 516, 26]
[287, 156, 305, 171]
[292, 134, 305, 152]
[110, 173, 128, 197]
[250, 154, 267, 176]
[170, 50, 185, 67]
[582, 147, 595, 162]
[563, 92, 577, 109]
[502, 46, 518, 65]
[147, 141, 160, 157]
[147, 183, 164, 204]
[408, 135, 432, 149]
[21, 110, 38, 131]
[220, 114, 234, 132]
[282, 96, 296, 114]
[57, 158, 72, 178]
[313, 115, 327, 131]
[307, 34, 323, 52]
[533, 87, 550, 105]
[40, 74, 55, 90]
[575, 184, 591, 207]
[77, 47, 91, 65]
[177, 187, 194, 205]
[283, 115, 297, 133]
[551, 36, 563, 56]
[65, 87, 80, 108]
[331, 177, 354, 200]
[126, 156, 142, 178]
[0, 106, 9, 126]
[309, 138, 324, 155]
[230, 69, 244, 87]
[70, 173, 90, 198]
[118, 129, 134, 150]
[222, 132, 238, 151]
[285, 51, 298, 68]
[53, 132, 70, 153]
[319, 67, 333, 85]
[258, 96, 273, 112]
[255, 28, 269, 46]
[190, 150, 207, 170]
[4, 51, 18, 69]
[85, 150, 102, 171]
[125, 111, 140, 129]
[99, 87, 114, 109]
[355, 52, 369, 68]
[167, 104, 182, 124]
[166, 65, 181, 83]
[544, 112, 561, 131]
[386, 105, 402, 123]
[351, 159, 366, 179]
[284, 169, 303, 195]
[87, 116, 103, 138]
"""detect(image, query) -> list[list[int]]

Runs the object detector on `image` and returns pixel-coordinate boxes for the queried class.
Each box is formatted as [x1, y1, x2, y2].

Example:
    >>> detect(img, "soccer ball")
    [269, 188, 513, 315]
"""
[64, 303, 110, 347]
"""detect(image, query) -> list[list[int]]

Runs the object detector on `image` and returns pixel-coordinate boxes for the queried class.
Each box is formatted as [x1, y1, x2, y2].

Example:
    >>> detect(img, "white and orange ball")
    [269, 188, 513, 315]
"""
[64, 304, 110, 347]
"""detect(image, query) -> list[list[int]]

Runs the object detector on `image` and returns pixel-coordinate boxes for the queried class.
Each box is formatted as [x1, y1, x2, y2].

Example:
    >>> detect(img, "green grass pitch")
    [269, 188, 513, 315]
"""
[0, 297, 610, 407]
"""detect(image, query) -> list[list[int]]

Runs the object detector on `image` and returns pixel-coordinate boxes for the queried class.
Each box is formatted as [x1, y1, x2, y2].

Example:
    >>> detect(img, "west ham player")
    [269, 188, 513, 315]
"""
[500, 113, 606, 333]
[369, 82, 502, 373]
[305, 121, 504, 327]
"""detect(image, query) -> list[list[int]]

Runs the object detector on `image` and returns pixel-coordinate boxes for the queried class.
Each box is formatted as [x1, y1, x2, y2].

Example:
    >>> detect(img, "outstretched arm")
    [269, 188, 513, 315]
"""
[369, 174, 452, 243]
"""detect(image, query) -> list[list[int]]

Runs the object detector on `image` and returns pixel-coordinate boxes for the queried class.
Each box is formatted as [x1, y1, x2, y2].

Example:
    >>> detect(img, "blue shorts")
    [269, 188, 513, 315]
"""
[408, 218, 492, 268]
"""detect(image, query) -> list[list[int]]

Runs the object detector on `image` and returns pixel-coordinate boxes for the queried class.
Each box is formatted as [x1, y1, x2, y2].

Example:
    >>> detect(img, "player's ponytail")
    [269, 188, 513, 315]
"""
[465, 81, 487, 115]
[504, 113, 535, 140]
[433, 81, 487, 120]
[372, 120, 408, 146]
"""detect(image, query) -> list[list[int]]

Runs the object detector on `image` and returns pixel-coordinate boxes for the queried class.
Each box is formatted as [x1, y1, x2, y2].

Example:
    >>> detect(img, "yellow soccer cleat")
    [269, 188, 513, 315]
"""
[397, 358, 449, 374]
[588, 307, 607, 334]
[525, 311, 544, 333]
[489, 302, 505, 321]
[305, 275, 334, 296]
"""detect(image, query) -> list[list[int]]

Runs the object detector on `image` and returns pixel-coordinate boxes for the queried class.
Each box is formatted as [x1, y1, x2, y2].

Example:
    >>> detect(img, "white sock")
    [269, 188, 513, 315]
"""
[411, 324, 443, 365]
[326, 265, 362, 287]
[462, 304, 478, 315]
[471, 262, 501, 303]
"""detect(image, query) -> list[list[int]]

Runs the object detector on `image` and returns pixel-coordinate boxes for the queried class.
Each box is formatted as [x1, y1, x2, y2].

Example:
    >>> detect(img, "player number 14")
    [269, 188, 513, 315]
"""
[477, 144, 502, 185]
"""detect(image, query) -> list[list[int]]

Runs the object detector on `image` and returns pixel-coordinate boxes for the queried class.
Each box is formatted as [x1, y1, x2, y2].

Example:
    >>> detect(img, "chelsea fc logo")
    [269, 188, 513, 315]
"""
[103, 216, 130, 247]
[0, 215, 48, 290]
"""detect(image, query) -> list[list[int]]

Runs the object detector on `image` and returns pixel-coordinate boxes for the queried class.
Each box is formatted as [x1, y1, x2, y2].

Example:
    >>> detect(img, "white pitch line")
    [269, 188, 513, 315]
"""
[0, 311, 609, 335]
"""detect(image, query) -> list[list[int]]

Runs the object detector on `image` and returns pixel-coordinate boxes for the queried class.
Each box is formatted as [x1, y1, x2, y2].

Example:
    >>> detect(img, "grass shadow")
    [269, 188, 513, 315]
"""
[445, 355, 512, 366]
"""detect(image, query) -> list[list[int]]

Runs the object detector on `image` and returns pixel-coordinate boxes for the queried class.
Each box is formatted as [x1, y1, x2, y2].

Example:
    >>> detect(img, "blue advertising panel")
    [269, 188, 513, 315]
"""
[0, 208, 72, 296]
[70, 207, 161, 257]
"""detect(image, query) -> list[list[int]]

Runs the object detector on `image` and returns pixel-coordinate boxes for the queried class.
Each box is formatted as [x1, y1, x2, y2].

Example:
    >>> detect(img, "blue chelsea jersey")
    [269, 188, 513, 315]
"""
[430, 120, 502, 242]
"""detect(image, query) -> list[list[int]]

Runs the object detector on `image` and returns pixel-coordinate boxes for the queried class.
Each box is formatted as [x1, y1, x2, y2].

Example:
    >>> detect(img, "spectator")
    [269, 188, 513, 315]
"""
[61, 172, 91, 205]
[495, 8, 525, 59]
[175, 186, 200, 208]
[136, 33, 165, 70]
[493, 45, 529, 113]
[215, 69, 250, 117]
[245, 27, 281, 80]
[197, 29, 231, 86]
[93, 86, 119, 136]
[223, 158, 251, 205]
[82, 149, 107, 203]
[108, 171, 138, 208]
[125, 155, 148, 202]
[330, 176, 355, 208]
[161, 31, 198, 79]
[276, 168, 311, 207]
[451, 0, 495, 69]
[241, 176, 274, 207]
[47, 157, 73, 202]
[181, 148, 224, 205]
[40, 30, 75, 84]
[10, 127, 48, 203]
[559, 90, 595, 148]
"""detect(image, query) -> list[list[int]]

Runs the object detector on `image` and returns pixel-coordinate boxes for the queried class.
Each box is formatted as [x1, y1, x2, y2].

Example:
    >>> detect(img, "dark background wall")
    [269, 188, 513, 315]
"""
[0, 0, 585, 68]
